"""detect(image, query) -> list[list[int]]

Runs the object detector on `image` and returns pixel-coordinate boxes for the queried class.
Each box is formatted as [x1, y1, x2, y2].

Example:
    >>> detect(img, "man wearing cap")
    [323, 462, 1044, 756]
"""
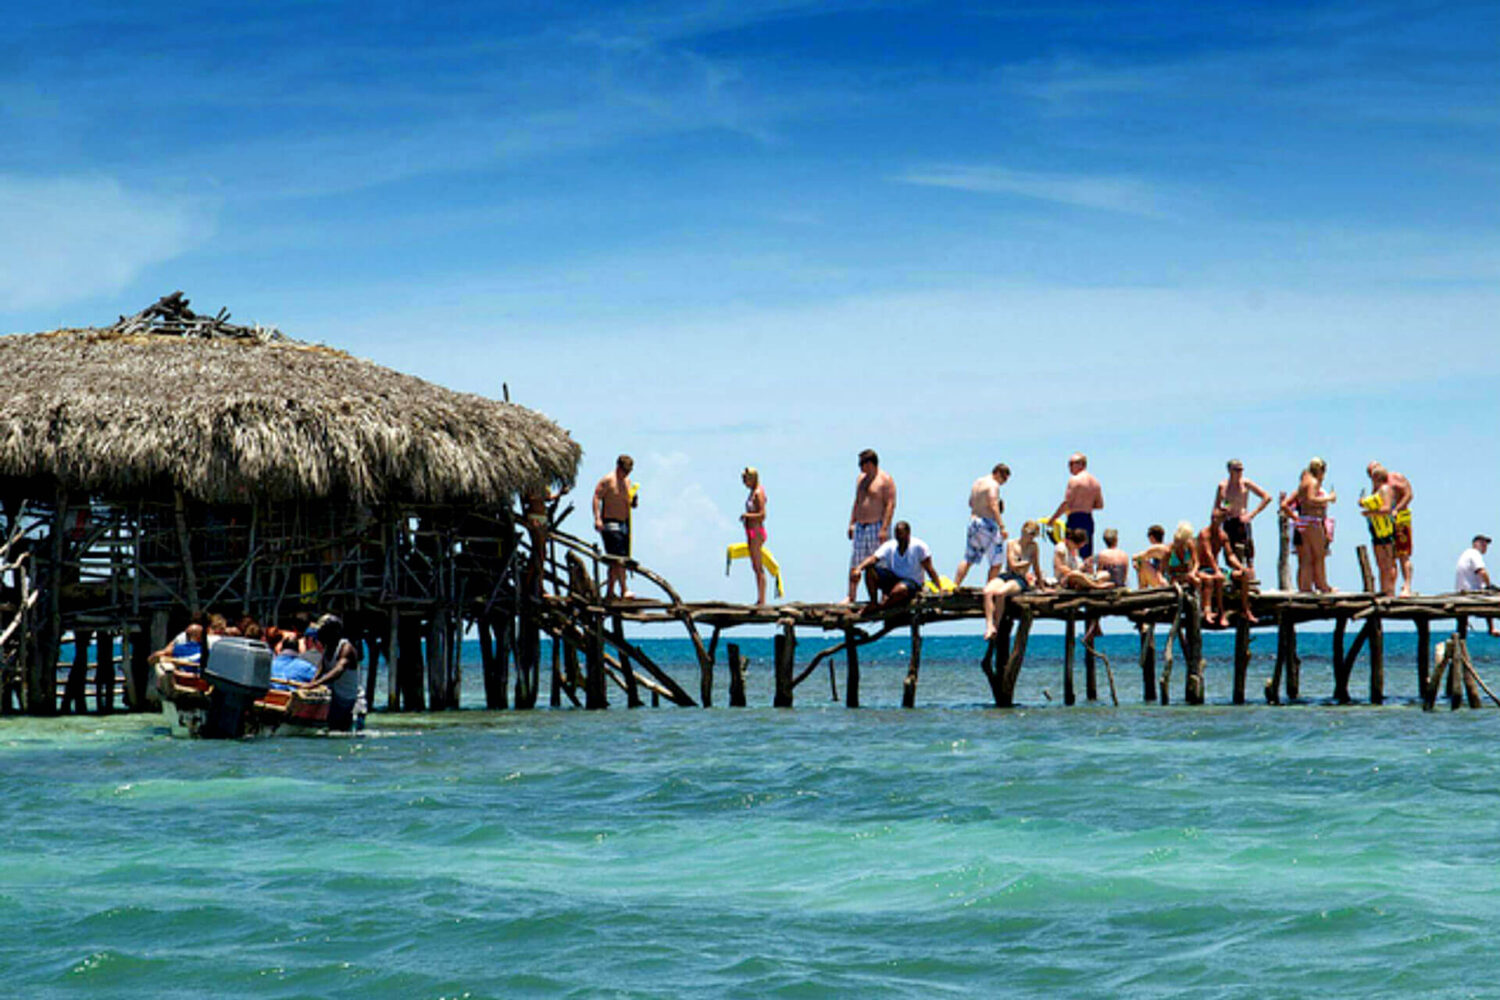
[1213, 459, 1272, 567]
[304, 614, 365, 731]
[1050, 453, 1104, 560]
[1456, 536, 1498, 636]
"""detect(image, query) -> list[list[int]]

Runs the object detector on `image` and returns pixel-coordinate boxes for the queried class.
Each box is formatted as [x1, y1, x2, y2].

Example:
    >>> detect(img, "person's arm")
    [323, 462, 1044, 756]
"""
[922, 556, 941, 586]
[310, 643, 359, 688]
[987, 491, 1004, 537]
[848, 478, 861, 538]
[1093, 479, 1104, 511]
[849, 553, 878, 582]
[880, 479, 896, 542]
[592, 480, 605, 531]
[1028, 547, 1049, 589]
[1245, 479, 1272, 519]
[1394, 478, 1413, 511]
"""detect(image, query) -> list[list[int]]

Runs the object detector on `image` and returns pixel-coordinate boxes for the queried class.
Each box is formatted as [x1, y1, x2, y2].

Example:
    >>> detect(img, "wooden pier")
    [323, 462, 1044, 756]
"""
[514, 530, 1500, 714]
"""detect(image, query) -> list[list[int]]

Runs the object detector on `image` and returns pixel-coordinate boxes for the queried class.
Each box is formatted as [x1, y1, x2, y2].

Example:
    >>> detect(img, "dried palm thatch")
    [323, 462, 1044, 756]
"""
[0, 293, 579, 505]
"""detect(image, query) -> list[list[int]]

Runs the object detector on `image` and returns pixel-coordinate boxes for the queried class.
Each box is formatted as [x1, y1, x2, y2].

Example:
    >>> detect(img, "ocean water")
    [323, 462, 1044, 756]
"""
[5, 631, 1500, 998]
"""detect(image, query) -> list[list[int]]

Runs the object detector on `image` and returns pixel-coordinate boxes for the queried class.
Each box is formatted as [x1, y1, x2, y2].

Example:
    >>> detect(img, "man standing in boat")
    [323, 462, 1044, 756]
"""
[845, 448, 896, 603]
[1213, 459, 1272, 567]
[1368, 461, 1415, 595]
[304, 614, 364, 732]
[593, 454, 637, 600]
[1050, 452, 1104, 560]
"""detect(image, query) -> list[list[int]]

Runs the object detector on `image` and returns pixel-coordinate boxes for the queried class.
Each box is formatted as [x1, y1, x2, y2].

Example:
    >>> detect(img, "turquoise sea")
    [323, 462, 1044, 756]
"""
[5, 630, 1500, 998]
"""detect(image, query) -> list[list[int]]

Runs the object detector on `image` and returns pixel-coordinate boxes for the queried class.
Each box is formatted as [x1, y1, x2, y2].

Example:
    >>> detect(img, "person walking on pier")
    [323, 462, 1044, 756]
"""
[740, 467, 769, 606]
[1213, 459, 1271, 567]
[1050, 453, 1104, 559]
[851, 520, 939, 614]
[845, 449, 896, 603]
[1283, 458, 1336, 594]
[1360, 467, 1399, 596]
[983, 520, 1049, 640]
[593, 454, 637, 600]
[1455, 535, 1498, 636]
[1368, 462, 1415, 595]
[953, 463, 1009, 589]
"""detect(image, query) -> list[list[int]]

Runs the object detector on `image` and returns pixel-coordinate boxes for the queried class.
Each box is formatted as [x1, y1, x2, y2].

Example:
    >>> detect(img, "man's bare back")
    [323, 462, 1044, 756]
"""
[968, 476, 1000, 519]
[1062, 472, 1103, 514]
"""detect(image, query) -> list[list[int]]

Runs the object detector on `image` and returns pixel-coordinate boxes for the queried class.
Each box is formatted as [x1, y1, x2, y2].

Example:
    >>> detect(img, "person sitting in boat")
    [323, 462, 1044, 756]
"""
[148, 623, 205, 670]
[269, 632, 315, 691]
[303, 614, 364, 732]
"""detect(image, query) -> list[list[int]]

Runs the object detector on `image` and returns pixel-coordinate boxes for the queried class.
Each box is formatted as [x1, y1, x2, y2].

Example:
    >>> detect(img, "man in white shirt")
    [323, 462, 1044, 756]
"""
[850, 520, 942, 613]
[1455, 535, 1497, 636]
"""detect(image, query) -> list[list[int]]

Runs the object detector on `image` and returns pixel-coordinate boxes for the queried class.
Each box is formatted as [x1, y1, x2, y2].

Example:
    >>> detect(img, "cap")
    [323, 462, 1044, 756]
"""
[1475, 534, 1493, 545]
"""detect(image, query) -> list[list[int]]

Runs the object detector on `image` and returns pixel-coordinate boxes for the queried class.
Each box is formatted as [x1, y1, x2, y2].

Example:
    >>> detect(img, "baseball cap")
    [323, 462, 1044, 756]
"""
[1475, 534, 1493, 545]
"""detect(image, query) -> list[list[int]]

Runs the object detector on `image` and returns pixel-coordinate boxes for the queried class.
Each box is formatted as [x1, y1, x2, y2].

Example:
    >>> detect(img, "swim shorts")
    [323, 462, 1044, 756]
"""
[1223, 516, 1255, 563]
[963, 516, 1005, 568]
[997, 570, 1031, 593]
[1065, 511, 1095, 559]
[1394, 510, 1412, 558]
[851, 521, 882, 567]
[600, 519, 630, 557]
[872, 566, 918, 594]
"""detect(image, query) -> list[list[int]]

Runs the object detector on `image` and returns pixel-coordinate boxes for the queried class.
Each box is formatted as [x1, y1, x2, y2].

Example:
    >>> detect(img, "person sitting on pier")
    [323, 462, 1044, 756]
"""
[1054, 528, 1112, 590]
[302, 614, 364, 732]
[1368, 462, 1414, 596]
[594, 454, 638, 601]
[1455, 535, 1500, 637]
[1133, 525, 1169, 588]
[982, 520, 1049, 640]
[1092, 529, 1130, 588]
[1361, 467, 1399, 596]
[1050, 452, 1104, 559]
[1164, 522, 1199, 591]
[1283, 458, 1337, 594]
[845, 449, 897, 603]
[269, 632, 315, 691]
[1206, 509, 1258, 625]
[1214, 459, 1271, 567]
[953, 463, 1009, 589]
[851, 520, 940, 615]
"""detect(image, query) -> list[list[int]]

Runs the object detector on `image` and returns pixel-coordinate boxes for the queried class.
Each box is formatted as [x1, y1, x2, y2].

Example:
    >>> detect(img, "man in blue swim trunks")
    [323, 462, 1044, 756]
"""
[1050, 452, 1104, 560]
[952, 463, 1010, 589]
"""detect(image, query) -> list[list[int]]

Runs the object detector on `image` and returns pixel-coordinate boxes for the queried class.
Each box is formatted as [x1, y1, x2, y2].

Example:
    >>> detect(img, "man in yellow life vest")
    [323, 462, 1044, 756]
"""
[1360, 467, 1399, 596]
[1368, 461, 1414, 596]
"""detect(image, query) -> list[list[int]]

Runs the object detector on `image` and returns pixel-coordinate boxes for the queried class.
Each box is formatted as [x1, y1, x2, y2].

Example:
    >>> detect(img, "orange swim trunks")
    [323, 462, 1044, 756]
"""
[1394, 509, 1412, 558]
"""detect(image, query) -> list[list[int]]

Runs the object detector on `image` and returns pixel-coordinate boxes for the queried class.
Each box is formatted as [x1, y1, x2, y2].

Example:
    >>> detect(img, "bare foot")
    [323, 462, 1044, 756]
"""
[837, 596, 854, 605]
[983, 625, 997, 641]
[622, 590, 636, 600]
[1244, 613, 1260, 626]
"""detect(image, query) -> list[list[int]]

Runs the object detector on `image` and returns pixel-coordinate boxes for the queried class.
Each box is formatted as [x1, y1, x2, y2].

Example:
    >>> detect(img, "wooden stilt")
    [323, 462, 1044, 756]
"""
[95, 631, 115, 714]
[1140, 623, 1157, 704]
[999, 611, 1032, 707]
[980, 616, 1011, 707]
[1084, 615, 1098, 702]
[1331, 615, 1350, 704]
[1369, 616, 1384, 705]
[1184, 596, 1205, 705]
[549, 635, 561, 708]
[1460, 636, 1482, 709]
[478, 616, 498, 709]
[902, 615, 923, 709]
[614, 615, 641, 708]
[1285, 619, 1301, 700]
[63, 629, 91, 714]
[727, 642, 746, 707]
[1063, 615, 1076, 706]
[773, 623, 795, 708]
[584, 612, 607, 710]
[1415, 619, 1431, 696]
[1232, 618, 1250, 705]
[127, 629, 149, 712]
[397, 614, 426, 712]
[844, 627, 860, 708]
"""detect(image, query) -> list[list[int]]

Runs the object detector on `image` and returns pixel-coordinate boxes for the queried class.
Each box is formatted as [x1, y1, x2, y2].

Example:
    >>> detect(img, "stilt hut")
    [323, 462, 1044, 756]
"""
[0, 293, 579, 715]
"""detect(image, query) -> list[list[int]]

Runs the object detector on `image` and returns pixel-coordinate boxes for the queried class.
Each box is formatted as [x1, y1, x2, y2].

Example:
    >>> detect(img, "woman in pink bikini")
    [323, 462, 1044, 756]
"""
[1282, 457, 1337, 593]
[741, 467, 769, 605]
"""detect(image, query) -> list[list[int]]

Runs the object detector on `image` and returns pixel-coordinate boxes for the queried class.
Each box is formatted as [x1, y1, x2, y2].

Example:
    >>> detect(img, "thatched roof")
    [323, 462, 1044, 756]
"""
[0, 293, 580, 505]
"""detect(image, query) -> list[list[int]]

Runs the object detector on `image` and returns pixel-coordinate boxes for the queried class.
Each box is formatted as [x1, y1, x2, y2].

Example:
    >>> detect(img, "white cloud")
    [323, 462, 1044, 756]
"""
[897, 164, 1167, 216]
[0, 175, 209, 310]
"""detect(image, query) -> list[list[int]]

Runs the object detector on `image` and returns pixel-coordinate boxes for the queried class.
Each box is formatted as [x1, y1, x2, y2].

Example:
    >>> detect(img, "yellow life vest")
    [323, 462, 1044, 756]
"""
[725, 542, 785, 598]
[1037, 516, 1067, 545]
[1360, 494, 1394, 540]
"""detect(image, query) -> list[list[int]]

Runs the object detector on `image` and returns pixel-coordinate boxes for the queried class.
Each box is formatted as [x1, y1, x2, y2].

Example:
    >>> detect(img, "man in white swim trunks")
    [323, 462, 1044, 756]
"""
[952, 463, 1009, 589]
[845, 449, 896, 602]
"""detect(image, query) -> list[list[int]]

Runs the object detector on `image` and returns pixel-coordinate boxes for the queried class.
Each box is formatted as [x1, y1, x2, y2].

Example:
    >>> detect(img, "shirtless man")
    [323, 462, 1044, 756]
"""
[1203, 508, 1258, 625]
[1368, 462, 1414, 595]
[846, 449, 897, 602]
[953, 463, 1009, 588]
[1213, 459, 1271, 567]
[593, 454, 637, 600]
[1133, 525, 1169, 588]
[1093, 529, 1130, 588]
[1050, 452, 1104, 560]
[1360, 466, 1399, 596]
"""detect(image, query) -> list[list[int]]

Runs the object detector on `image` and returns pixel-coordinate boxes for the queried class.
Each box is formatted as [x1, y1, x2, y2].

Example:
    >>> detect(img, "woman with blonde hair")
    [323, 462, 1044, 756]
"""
[1164, 521, 1198, 588]
[1282, 457, 1337, 593]
[982, 520, 1049, 640]
[740, 467, 769, 605]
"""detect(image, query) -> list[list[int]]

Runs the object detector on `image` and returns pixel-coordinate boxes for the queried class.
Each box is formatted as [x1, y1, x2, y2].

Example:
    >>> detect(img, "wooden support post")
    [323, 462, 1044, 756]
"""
[1084, 615, 1098, 702]
[1285, 619, 1301, 700]
[1369, 616, 1385, 705]
[1277, 502, 1292, 592]
[478, 616, 499, 709]
[584, 612, 607, 710]
[1460, 636, 1482, 709]
[980, 616, 1012, 708]
[549, 636, 561, 708]
[1184, 596, 1205, 705]
[1063, 615, 1076, 706]
[563, 635, 581, 701]
[425, 612, 451, 711]
[1423, 637, 1448, 711]
[1266, 616, 1290, 704]
[1415, 619, 1431, 696]
[844, 627, 861, 708]
[614, 615, 642, 709]
[1356, 545, 1375, 593]
[1140, 623, 1157, 704]
[773, 623, 795, 708]
[999, 610, 1032, 707]
[516, 612, 542, 710]
[63, 630, 91, 715]
[95, 632, 115, 714]
[696, 619, 713, 708]
[387, 606, 401, 711]
[127, 629, 149, 712]
[727, 643, 746, 707]
[902, 615, 924, 709]
[1232, 618, 1250, 705]
[1331, 615, 1350, 704]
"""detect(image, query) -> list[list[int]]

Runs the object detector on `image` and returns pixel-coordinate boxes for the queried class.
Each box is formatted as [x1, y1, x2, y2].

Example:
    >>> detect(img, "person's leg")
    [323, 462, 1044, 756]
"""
[953, 560, 972, 589]
[881, 581, 915, 612]
[749, 533, 767, 605]
[1308, 523, 1333, 593]
[1295, 531, 1311, 592]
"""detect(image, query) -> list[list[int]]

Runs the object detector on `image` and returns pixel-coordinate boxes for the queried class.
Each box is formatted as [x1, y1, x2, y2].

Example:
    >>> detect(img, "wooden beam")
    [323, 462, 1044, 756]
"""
[845, 626, 861, 708]
[1232, 618, 1250, 705]
[1139, 623, 1157, 704]
[902, 614, 923, 709]
[728, 642, 746, 707]
[1063, 614, 1076, 706]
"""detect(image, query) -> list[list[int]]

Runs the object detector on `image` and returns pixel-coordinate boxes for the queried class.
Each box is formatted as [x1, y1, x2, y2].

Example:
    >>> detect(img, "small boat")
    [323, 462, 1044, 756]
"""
[156, 637, 334, 738]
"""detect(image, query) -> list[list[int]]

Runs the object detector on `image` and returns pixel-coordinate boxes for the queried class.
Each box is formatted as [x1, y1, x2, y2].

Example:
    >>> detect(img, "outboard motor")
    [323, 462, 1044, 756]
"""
[202, 637, 273, 738]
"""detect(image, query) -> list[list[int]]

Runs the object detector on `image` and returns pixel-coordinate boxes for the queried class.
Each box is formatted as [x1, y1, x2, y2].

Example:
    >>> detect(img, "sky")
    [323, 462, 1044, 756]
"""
[3, 0, 1498, 619]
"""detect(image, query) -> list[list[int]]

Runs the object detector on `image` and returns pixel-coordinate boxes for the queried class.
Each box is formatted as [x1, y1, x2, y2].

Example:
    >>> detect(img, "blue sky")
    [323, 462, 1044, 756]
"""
[3, 1, 1498, 613]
